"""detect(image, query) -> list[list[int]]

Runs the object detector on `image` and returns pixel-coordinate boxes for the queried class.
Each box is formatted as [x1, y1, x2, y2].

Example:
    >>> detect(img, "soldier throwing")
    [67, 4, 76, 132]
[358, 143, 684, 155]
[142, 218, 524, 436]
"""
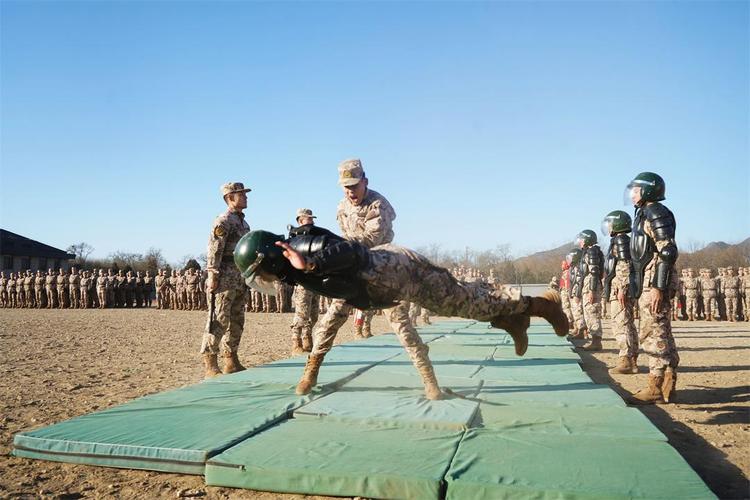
[234, 228, 568, 400]
[626, 172, 680, 404]
[602, 210, 639, 374]
[200, 182, 252, 378]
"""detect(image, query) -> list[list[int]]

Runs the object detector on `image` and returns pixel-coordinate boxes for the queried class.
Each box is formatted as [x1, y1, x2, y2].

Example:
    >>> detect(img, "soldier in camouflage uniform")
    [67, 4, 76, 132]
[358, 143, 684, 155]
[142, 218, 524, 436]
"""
[143, 270, 153, 307]
[200, 182, 252, 378]
[7, 273, 17, 308]
[96, 270, 108, 308]
[57, 269, 68, 309]
[717, 267, 726, 320]
[68, 267, 80, 309]
[723, 267, 740, 322]
[235, 228, 568, 401]
[625, 172, 680, 405]
[16, 271, 26, 308]
[45, 269, 56, 308]
[567, 249, 587, 339]
[559, 260, 575, 331]
[79, 271, 90, 308]
[185, 268, 198, 310]
[0, 272, 7, 308]
[34, 270, 45, 308]
[574, 230, 605, 351]
[602, 211, 639, 374]
[289, 209, 321, 354]
[673, 269, 685, 321]
[742, 267, 750, 321]
[699, 268, 718, 321]
[682, 268, 701, 321]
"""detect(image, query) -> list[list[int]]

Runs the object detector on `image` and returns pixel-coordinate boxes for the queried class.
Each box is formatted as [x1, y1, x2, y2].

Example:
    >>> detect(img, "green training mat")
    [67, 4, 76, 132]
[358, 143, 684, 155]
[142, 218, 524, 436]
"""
[13, 381, 317, 474]
[445, 429, 716, 499]
[206, 418, 464, 500]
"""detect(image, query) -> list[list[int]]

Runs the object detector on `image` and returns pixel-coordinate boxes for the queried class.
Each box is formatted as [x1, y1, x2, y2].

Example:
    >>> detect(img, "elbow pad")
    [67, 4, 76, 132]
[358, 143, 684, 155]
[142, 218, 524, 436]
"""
[653, 243, 678, 290]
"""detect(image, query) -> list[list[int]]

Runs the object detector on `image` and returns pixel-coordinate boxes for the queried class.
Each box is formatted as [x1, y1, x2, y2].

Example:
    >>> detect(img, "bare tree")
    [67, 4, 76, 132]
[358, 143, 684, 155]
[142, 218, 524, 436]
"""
[67, 242, 95, 264]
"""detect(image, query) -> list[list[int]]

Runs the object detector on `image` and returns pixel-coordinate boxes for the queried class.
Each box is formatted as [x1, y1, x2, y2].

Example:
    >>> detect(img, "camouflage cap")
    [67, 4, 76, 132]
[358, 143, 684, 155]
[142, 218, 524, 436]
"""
[338, 158, 364, 187]
[221, 182, 251, 198]
[296, 208, 317, 221]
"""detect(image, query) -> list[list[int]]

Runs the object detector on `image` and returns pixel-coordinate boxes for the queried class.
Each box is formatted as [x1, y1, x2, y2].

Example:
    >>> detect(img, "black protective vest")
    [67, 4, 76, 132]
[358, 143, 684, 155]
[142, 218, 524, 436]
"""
[629, 202, 677, 298]
[603, 233, 631, 301]
[279, 225, 375, 310]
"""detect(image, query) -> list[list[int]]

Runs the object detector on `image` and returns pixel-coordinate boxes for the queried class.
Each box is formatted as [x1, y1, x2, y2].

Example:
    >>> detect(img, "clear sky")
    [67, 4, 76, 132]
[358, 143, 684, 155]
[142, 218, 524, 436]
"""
[1, 0, 748, 264]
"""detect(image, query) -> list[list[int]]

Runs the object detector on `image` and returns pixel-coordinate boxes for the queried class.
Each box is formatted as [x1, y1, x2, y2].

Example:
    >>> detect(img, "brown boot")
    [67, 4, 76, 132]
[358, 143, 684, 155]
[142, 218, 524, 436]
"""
[568, 327, 586, 340]
[490, 314, 529, 356]
[296, 354, 325, 395]
[202, 353, 221, 379]
[417, 364, 443, 401]
[707, 312, 712, 321]
[525, 291, 569, 336]
[362, 326, 373, 338]
[354, 324, 365, 338]
[609, 356, 636, 375]
[291, 337, 304, 355]
[688, 313, 694, 321]
[582, 336, 603, 351]
[661, 368, 677, 403]
[222, 351, 246, 374]
[627, 375, 664, 405]
[301, 333, 313, 352]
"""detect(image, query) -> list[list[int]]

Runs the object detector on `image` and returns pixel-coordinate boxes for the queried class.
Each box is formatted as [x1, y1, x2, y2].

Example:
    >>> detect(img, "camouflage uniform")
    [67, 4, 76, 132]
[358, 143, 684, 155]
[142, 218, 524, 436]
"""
[682, 269, 701, 321]
[581, 246, 604, 339]
[143, 271, 153, 307]
[742, 268, 750, 321]
[34, 271, 45, 308]
[96, 271, 108, 308]
[7, 274, 17, 308]
[45, 271, 56, 308]
[169, 271, 179, 310]
[57, 271, 68, 309]
[723, 268, 740, 322]
[0, 273, 7, 307]
[200, 206, 250, 355]
[699, 269, 718, 320]
[16, 272, 27, 308]
[559, 264, 574, 327]
[609, 259, 638, 359]
[68, 270, 81, 309]
[186, 270, 200, 310]
[79, 272, 90, 308]
[291, 285, 320, 348]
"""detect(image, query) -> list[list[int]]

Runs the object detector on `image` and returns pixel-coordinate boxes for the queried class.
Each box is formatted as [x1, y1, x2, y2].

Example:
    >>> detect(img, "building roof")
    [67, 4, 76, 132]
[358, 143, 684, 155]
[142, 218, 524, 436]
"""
[0, 229, 76, 260]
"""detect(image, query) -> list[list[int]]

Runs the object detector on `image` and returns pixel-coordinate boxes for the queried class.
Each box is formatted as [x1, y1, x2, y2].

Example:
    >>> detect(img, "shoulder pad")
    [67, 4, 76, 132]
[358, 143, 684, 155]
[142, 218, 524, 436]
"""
[643, 202, 673, 222]
[643, 202, 675, 240]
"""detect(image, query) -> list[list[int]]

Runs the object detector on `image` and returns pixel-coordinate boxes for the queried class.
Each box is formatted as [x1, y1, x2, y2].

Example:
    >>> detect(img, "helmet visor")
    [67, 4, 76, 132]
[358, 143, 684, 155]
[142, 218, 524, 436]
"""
[601, 218, 613, 237]
[624, 185, 642, 207]
[573, 236, 585, 248]
[245, 274, 278, 296]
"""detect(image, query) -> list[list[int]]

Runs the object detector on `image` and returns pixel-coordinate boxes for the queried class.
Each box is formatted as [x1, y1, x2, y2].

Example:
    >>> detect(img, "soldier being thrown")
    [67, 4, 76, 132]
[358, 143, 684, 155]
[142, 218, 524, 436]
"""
[234, 227, 569, 400]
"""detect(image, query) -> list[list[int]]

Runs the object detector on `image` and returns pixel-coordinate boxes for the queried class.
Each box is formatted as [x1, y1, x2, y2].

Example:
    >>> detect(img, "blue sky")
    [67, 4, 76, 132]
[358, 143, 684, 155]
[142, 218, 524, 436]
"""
[1, 0, 748, 264]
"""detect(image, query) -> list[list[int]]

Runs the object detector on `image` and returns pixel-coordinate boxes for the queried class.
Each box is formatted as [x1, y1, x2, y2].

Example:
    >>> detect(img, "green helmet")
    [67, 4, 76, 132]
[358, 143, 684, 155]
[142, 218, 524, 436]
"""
[627, 172, 665, 204]
[566, 248, 582, 266]
[234, 230, 286, 280]
[575, 229, 597, 248]
[601, 210, 632, 236]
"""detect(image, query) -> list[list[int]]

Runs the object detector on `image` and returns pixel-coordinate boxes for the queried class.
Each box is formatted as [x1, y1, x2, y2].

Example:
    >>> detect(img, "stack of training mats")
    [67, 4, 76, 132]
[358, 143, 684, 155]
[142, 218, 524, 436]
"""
[14, 320, 715, 499]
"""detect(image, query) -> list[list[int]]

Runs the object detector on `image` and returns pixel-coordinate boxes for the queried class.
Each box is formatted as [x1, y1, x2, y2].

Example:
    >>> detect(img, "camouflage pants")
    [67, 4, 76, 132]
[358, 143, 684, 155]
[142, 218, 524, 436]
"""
[46, 288, 56, 308]
[582, 293, 603, 338]
[637, 288, 680, 377]
[201, 287, 249, 354]
[560, 289, 574, 326]
[69, 287, 80, 308]
[702, 295, 718, 318]
[409, 303, 431, 326]
[685, 296, 698, 318]
[290, 286, 319, 340]
[610, 298, 638, 358]
[572, 297, 585, 331]
[57, 288, 67, 308]
[35, 289, 44, 308]
[744, 293, 750, 320]
[726, 296, 738, 320]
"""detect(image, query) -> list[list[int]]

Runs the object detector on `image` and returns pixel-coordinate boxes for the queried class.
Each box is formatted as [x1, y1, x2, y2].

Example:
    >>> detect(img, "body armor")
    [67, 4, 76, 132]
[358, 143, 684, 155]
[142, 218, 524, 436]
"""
[580, 244, 604, 293]
[630, 202, 677, 298]
[604, 234, 631, 301]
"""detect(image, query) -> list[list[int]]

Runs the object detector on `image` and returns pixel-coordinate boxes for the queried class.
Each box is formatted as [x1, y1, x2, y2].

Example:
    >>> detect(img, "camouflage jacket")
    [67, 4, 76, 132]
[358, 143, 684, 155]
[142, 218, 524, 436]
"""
[336, 188, 396, 248]
[683, 277, 701, 298]
[206, 208, 250, 293]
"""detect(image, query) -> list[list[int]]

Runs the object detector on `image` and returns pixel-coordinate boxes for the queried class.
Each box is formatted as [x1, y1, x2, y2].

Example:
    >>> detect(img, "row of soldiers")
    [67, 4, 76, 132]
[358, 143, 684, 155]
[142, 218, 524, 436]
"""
[0, 268, 155, 309]
[673, 266, 750, 322]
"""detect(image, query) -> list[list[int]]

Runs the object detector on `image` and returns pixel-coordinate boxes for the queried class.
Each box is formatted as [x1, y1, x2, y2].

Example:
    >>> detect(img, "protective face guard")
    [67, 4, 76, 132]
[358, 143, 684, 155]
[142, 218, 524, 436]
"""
[601, 219, 613, 237]
[624, 184, 642, 207]
[574, 236, 586, 248]
[245, 274, 278, 296]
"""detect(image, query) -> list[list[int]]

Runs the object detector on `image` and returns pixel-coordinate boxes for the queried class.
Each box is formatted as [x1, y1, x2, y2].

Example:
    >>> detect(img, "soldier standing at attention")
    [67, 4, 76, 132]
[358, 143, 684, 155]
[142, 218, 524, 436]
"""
[154, 269, 165, 309]
[601, 210, 639, 374]
[289, 208, 321, 354]
[699, 269, 717, 321]
[742, 267, 750, 322]
[57, 268, 68, 309]
[7, 273, 17, 308]
[45, 269, 56, 308]
[143, 270, 154, 307]
[96, 270, 108, 308]
[135, 271, 145, 307]
[16, 271, 27, 308]
[0, 272, 8, 308]
[717, 267, 727, 320]
[723, 267, 740, 322]
[200, 182, 252, 378]
[625, 172, 679, 405]
[682, 268, 701, 321]
[186, 268, 200, 310]
[34, 270, 45, 308]
[68, 267, 81, 309]
[24, 270, 35, 308]
[79, 271, 90, 308]
[575, 229, 605, 351]
[567, 249, 587, 339]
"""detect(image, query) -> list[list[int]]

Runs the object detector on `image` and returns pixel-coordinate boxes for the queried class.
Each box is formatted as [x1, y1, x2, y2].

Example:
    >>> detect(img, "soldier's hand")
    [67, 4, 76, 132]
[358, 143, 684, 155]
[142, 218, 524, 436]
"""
[587, 292, 595, 304]
[275, 241, 308, 270]
[206, 273, 217, 293]
[650, 288, 663, 315]
[618, 289, 626, 308]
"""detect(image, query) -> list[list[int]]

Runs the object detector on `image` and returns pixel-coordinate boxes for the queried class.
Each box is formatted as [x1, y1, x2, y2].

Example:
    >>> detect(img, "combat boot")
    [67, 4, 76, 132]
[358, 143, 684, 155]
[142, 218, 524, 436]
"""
[661, 368, 677, 403]
[296, 354, 325, 395]
[417, 364, 443, 401]
[609, 356, 636, 375]
[354, 323, 365, 338]
[688, 313, 694, 321]
[301, 333, 313, 352]
[291, 337, 304, 355]
[490, 314, 529, 356]
[582, 336, 603, 351]
[627, 375, 664, 405]
[707, 312, 712, 321]
[525, 291, 569, 336]
[222, 351, 246, 374]
[568, 327, 586, 340]
[202, 353, 221, 379]
[362, 326, 373, 338]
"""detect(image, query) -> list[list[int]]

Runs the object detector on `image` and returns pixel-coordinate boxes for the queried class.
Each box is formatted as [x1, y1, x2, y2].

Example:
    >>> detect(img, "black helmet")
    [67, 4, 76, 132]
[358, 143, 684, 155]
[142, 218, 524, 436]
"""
[575, 229, 597, 248]
[626, 172, 666, 205]
[601, 210, 632, 236]
[566, 248, 583, 266]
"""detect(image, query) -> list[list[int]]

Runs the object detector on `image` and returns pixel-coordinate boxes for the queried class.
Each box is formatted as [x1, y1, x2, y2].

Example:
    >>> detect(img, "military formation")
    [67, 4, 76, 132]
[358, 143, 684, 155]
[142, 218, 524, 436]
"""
[672, 266, 750, 322]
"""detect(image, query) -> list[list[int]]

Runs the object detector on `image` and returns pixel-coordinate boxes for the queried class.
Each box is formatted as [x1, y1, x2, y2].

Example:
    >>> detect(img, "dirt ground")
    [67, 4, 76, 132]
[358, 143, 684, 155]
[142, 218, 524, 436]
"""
[0, 308, 748, 499]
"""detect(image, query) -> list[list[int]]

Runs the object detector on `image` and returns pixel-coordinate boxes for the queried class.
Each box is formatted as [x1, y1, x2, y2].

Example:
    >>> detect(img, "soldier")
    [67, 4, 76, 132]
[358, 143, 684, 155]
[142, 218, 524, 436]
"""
[34, 270, 45, 308]
[723, 267, 740, 322]
[289, 209, 321, 354]
[601, 210, 639, 374]
[105, 269, 115, 307]
[26, 270, 36, 308]
[574, 229, 605, 351]
[673, 269, 686, 321]
[95, 269, 107, 308]
[79, 271, 90, 308]
[559, 260, 575, 331]
[743, 267, 750, 322]
[154, 269, 164, 309]
[16, 271, 26, 308]
[7, 273, 17, 308]
[143, 270, 154, 307]
[186, 268, 200, 310]
[45, 269, 56, 308]
[135, 271, 145, 307]
[235, 229, 568, 400]
[0, 271, 8, 308]
[717, 267, 726, 320]
[682, 268, 701, 321]
[567, 249, 587, 339]
[200, 182, 252, 378]
[68, 267, 81, 309]
[699, 269, 718, 321]
[169, 270, 179, 310]
[57, 268, 68, 309]
[113, 270, 124, 307]
[548, 276, 559, 291]
[625, 172, 679, 404]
